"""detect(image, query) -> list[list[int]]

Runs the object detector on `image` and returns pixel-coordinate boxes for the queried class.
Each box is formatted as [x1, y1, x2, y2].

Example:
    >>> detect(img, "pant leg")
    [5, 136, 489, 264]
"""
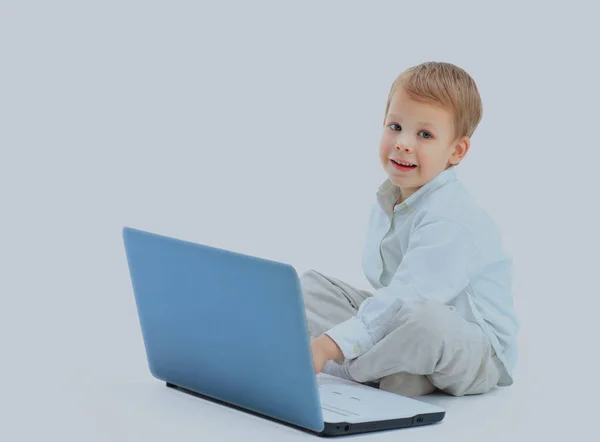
[299, 270, 502, 397]
[345, 299, 504, 397]
[299, 269, 371, 339]
[300, 270, 438, 396]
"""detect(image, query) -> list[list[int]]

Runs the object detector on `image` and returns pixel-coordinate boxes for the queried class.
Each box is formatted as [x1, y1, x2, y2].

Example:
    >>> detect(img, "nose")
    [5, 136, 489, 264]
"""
[394, 138, 412, 153]
[393, 130, 414, 152]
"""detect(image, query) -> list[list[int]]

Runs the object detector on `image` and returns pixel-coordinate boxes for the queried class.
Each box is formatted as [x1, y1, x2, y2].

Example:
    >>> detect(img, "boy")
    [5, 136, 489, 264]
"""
[302, 61, 519, 397]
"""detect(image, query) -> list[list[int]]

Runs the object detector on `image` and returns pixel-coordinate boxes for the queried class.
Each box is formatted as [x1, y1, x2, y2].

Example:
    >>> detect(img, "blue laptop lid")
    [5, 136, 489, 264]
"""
[123, 227, 324, 432]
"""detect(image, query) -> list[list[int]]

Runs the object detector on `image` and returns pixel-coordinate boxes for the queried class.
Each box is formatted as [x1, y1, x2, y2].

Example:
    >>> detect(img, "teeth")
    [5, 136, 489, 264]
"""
[394, 160, 414, 167]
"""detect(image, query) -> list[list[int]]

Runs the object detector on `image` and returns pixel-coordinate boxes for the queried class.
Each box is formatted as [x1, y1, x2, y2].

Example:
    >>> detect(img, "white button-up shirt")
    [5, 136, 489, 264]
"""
[326, 167, 518, 386]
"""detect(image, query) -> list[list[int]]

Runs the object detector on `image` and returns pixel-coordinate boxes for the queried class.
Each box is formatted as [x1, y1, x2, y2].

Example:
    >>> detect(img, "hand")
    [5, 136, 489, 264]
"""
[311, 335, 343, 374]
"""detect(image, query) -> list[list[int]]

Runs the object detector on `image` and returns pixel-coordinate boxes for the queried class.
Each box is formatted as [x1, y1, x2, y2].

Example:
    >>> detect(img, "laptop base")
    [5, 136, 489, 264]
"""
[165, 382, 444, 437]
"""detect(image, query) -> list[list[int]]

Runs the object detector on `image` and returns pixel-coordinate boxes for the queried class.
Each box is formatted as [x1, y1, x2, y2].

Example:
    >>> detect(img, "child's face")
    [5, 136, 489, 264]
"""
[379, 87, 468, 201]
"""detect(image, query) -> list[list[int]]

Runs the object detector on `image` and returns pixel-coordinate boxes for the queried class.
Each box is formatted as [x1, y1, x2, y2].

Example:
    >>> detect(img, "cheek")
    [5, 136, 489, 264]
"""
[414, 149, 426, 162]
[379, 142, 387, 156]
[416, 149, 442, 172]
[379, 134, 391, 157]
[415, 151, 434, 171]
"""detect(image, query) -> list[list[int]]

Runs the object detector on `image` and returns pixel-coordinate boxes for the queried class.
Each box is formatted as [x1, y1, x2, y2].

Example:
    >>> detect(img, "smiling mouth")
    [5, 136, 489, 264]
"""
[391, 159, 417, 169]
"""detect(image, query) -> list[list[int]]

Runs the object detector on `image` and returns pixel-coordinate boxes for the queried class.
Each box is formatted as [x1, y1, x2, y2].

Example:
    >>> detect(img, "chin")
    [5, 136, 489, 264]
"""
[387, 176, 407, 187]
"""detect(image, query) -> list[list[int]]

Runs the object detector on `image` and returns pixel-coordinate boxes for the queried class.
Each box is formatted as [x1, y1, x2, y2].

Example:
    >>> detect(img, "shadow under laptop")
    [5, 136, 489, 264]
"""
[101, 379, 448, 438]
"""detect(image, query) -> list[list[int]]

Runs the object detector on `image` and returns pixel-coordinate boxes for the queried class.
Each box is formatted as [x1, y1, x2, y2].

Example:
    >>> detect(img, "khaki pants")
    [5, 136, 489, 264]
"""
[300, 270, 504, 397]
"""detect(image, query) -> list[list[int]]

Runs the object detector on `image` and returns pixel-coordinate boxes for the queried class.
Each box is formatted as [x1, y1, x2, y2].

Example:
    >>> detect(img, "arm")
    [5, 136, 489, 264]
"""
[324, 217, 483, 361]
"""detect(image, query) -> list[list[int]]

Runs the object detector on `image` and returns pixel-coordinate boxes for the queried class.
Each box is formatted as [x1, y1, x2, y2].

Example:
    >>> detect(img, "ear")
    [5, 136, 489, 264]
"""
[449, 136, 470, 165]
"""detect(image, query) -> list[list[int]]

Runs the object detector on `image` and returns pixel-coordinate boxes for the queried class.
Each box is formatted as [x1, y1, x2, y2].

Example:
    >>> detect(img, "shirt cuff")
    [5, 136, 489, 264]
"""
[324, 317, 374, 361]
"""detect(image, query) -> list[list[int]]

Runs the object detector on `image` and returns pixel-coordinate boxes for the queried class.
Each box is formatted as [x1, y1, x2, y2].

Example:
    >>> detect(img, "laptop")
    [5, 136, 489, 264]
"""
[122, 226, 445, 436]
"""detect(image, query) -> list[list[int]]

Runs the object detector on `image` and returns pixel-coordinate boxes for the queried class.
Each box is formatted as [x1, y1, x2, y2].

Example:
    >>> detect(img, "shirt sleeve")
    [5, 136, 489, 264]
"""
[325, 216, 483, 361]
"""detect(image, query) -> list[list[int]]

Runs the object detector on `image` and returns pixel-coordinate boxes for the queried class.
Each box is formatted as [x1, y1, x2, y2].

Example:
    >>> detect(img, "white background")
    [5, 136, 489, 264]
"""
[1, 1, 599, 440]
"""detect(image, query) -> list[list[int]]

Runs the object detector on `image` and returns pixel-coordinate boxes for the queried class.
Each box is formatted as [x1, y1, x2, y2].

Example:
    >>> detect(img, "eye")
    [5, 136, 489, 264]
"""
[389, 123, 401, 131]
[418, 130, 433, 139]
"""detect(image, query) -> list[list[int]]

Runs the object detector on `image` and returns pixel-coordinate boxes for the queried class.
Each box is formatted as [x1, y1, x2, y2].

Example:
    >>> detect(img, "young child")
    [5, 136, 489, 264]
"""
[301, 61, 519, 398]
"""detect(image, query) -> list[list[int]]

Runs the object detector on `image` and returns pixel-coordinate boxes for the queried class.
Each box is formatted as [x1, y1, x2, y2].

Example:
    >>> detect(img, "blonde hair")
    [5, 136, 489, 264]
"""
[384, 61, 483, 142]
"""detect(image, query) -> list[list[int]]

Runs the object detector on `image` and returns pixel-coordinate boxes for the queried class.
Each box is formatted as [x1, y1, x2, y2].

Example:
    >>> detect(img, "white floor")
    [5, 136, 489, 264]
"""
[35, 363, 591, 442]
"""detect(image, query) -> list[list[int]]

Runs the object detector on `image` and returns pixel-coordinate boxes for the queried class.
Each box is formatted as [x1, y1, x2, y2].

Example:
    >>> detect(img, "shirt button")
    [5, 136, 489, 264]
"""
[408, 208, 414, 214]
[353, 345, 361, 353]
[377, 263, 381, 269]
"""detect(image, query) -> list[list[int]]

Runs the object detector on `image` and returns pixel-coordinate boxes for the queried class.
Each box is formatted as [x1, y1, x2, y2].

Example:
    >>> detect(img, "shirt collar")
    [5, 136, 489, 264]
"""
[376, 167, 458, 213]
